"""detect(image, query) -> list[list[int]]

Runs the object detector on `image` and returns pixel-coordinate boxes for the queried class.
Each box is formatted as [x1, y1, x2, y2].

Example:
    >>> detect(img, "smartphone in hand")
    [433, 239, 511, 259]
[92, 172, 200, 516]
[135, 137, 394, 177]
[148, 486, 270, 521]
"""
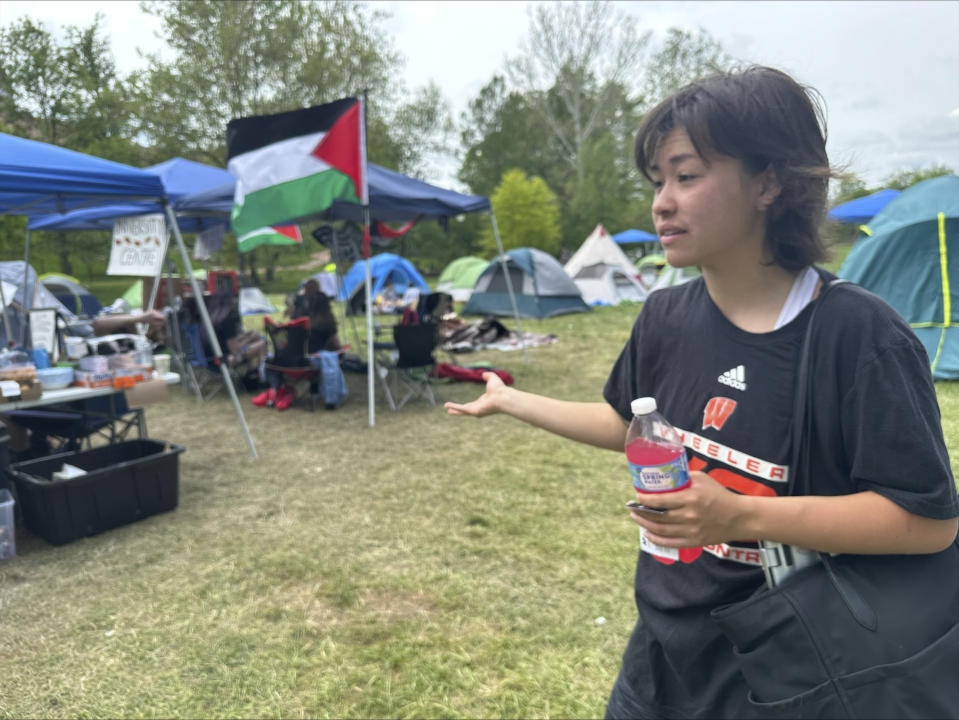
[625, 501, 668, 515]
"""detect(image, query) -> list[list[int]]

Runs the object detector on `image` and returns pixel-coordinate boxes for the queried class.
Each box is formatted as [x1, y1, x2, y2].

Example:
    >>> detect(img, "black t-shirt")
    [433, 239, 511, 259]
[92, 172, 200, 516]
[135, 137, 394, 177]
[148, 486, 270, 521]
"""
[602, 270, 959, 719]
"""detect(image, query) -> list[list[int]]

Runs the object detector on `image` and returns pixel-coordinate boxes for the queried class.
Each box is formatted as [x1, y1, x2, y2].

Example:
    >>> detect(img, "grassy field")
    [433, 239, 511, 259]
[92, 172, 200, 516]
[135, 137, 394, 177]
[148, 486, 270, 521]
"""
[2, 243, 956, 718]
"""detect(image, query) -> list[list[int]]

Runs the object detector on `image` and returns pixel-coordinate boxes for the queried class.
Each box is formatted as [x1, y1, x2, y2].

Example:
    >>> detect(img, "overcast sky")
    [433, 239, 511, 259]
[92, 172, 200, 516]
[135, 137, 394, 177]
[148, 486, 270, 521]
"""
[3, 0, 957, 189]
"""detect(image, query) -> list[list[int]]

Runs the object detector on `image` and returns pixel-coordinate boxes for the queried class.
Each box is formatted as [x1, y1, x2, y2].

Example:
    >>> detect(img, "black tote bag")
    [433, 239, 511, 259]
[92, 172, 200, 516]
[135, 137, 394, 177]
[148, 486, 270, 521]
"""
[710, 281, 959, 719]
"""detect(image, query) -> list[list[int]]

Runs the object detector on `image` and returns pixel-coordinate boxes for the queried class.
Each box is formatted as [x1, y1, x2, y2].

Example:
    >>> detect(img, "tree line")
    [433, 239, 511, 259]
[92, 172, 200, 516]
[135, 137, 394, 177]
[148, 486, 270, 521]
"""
[0, 1, 952, 283]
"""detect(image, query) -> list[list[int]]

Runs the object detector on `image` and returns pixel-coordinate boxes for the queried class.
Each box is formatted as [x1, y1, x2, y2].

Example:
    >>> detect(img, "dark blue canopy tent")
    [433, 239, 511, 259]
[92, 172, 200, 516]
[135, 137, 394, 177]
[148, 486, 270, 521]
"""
[26, 158, 234, 232]
[0, 134, 257, 458]
[173, 163, 491, 223]
[828, 189, 901, 224]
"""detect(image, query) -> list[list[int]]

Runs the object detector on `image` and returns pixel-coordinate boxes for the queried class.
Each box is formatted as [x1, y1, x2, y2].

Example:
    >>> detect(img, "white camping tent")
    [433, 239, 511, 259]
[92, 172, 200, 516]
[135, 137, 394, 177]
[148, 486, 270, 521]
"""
[564, 224, 638, 278]
[572, 263, 648, 305]
[239, 286, 279, 316]
[564, 224, 648, 305]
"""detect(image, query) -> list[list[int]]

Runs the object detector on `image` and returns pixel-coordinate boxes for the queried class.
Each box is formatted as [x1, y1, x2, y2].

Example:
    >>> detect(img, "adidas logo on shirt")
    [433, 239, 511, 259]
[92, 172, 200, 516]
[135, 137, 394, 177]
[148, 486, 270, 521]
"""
[717, 365, 747, 391]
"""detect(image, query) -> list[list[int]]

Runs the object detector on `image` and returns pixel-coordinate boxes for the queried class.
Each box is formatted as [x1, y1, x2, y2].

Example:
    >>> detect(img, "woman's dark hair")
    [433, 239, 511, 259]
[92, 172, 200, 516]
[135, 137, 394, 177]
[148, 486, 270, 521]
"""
[634, 66, 835, 270]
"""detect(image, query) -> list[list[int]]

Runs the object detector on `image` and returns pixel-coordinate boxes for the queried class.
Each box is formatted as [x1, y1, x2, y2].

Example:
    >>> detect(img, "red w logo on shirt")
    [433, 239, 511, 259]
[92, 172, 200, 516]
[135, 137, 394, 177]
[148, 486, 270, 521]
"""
[702, 397, 737, 431]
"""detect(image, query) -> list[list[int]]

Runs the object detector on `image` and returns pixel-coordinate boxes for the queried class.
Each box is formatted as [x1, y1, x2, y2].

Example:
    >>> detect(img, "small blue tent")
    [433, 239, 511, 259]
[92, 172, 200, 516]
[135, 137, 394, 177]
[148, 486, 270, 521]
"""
[27, 157, 234, 232]
[338, 253, 430, 309]
[0, 132, 165, 215]
[828, 188, 901, 225]
[838, 175, 959, 379]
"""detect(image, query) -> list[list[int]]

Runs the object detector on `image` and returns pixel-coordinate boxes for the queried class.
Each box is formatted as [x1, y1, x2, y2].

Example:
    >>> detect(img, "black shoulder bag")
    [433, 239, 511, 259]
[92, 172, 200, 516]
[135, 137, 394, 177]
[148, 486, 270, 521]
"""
[710, 280, 959, 719]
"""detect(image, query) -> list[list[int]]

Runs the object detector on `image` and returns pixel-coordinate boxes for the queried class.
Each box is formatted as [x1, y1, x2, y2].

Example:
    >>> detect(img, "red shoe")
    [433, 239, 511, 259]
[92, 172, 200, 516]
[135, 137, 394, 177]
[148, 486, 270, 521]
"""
[252, 388, 275, 407]
[274, 385, 294, 410]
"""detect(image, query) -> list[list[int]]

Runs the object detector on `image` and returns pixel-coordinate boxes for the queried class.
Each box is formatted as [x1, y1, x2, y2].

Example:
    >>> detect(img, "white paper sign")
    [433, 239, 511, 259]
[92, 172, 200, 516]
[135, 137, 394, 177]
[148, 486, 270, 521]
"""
[29, 308, 58, 357]
[108, 214, 168, 277]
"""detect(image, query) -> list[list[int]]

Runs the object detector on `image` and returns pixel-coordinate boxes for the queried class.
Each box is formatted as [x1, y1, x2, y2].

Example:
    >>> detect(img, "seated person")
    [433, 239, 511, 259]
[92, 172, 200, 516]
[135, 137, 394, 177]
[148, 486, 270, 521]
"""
[290, 279, 341, 353]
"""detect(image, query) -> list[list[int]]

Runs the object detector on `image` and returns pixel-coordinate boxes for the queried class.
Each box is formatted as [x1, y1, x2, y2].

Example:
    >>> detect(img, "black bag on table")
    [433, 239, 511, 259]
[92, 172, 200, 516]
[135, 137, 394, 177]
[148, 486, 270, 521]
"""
[710, 280, 959, 719]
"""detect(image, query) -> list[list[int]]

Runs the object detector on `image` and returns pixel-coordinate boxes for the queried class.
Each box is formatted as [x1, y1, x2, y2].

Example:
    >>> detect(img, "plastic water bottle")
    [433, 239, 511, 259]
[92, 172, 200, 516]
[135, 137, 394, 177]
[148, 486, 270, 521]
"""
[626, 396, 702, 565]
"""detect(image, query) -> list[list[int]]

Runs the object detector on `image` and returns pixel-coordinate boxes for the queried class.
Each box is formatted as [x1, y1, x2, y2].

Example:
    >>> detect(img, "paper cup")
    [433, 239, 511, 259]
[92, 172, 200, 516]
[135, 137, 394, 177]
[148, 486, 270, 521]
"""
[153, 354, 171, 374]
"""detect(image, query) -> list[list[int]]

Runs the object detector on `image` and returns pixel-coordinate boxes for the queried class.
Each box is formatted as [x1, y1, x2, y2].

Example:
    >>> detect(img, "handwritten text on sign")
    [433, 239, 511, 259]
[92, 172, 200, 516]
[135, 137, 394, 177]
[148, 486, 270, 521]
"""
[107, 214, 168, 277]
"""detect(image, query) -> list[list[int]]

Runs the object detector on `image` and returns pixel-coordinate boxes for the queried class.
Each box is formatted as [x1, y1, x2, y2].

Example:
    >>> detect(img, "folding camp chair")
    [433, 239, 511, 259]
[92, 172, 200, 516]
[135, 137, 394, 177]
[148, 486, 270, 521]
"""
[375, 322, 439, 410]
[263, 316, 320, 410]
[4, 393, 146, 455]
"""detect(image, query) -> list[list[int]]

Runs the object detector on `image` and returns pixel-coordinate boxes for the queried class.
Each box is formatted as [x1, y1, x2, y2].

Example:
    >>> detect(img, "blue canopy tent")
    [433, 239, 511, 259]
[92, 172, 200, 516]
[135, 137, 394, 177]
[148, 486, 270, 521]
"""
[613, 229, 659, 245]
[0, 132, 166, 215]
[26, 158, 235, 233]
[0, 133, 257, 458]
[828, 189, 901, 225]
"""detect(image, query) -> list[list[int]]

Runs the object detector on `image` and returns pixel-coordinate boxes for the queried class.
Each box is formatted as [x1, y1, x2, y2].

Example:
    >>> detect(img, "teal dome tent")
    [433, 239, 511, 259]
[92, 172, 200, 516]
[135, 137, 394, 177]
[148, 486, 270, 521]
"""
[838, 175, 959, 379]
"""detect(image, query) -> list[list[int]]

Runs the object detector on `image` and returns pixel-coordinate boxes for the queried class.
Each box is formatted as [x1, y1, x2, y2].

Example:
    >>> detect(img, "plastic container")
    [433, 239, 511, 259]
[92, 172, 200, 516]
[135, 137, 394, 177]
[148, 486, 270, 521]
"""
[0, 488, 15, 559]
[626, 397, 701, 565]
[35, 366, 75, 389]
[10, 439, 184, 546]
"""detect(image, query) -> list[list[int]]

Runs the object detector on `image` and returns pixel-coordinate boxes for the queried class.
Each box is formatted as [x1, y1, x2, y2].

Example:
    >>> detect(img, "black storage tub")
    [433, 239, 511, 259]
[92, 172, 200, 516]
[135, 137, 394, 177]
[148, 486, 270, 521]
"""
[10, 439, 184, 545]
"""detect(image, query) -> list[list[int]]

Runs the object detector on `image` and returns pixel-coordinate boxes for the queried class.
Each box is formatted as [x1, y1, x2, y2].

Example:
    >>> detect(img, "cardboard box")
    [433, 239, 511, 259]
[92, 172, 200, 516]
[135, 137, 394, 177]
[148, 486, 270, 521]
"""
[124, 377, 169, 406]
[0, 378, 42, 403]
[19, 378, 42, 400]
[74, 370, 114, 388]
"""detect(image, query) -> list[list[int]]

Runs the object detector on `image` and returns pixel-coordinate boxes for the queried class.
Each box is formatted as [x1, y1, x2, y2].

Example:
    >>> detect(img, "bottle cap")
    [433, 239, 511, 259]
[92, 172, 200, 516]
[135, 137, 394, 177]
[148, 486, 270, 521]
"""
[631, 397, 656, 415]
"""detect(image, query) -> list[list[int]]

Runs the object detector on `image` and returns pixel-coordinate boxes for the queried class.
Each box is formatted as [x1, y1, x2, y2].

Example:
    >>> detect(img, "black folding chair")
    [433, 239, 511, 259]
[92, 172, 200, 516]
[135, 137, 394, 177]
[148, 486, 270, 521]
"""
[377, 322, 438, 410]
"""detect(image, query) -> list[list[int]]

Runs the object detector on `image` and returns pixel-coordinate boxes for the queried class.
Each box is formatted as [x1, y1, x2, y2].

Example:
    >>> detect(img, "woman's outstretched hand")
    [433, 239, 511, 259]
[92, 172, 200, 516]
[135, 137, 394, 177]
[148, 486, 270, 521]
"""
[444, 371, 509, 417]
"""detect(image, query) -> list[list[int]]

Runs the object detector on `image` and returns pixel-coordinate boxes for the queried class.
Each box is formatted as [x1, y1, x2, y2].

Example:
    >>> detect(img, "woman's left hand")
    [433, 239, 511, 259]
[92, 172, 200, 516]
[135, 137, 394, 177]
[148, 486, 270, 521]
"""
[630, 471, 746, 548]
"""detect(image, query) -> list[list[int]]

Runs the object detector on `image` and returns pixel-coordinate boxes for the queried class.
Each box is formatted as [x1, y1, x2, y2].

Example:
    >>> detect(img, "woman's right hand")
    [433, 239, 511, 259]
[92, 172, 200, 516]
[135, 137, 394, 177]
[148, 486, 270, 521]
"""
[444, 372, 509, 417]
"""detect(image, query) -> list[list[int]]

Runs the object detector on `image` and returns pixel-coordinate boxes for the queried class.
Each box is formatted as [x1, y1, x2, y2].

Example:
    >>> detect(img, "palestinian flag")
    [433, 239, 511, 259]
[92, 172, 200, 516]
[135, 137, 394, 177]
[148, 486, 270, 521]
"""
[236, 224, 303, 253]
[226, 98, 367, 238]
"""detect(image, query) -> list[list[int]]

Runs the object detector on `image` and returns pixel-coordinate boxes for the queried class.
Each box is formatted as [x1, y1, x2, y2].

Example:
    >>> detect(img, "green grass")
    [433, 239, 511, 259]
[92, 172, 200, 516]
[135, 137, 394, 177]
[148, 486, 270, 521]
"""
[5, 246, 955, 718]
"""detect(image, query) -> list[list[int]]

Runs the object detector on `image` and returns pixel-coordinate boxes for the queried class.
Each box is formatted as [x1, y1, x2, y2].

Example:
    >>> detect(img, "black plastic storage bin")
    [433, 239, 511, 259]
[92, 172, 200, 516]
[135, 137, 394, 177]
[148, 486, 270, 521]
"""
[9, 439, 184, 545]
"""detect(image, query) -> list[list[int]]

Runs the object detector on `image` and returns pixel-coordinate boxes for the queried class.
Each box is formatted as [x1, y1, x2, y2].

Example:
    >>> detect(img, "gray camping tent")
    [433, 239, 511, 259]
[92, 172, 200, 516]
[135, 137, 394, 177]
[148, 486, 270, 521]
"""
[462, 247, 590, 318]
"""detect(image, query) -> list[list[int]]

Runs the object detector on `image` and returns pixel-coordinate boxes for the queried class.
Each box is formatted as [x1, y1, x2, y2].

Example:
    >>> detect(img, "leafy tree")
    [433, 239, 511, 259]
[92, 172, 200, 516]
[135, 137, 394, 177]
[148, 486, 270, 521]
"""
[132, 0, 451, 177]
[0, 14, 147, 275]
[639, 27, 733, 109]
[458, 76, 563, 198]
[506, 1, 650, 185]
[0, 17, 72, 143]
[480, 169, 561, 257]
[882, 164, 955, 191]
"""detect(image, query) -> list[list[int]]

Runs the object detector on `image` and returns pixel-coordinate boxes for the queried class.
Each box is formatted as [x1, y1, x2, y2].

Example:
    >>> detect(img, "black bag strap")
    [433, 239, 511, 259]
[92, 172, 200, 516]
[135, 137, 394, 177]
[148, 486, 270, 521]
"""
[789, 276, 878, 629]
[789, 277, 845, 497]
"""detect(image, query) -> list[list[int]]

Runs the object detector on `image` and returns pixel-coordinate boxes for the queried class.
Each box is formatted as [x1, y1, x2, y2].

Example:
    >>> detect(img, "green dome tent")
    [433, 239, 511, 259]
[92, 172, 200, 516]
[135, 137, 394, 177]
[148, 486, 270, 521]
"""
[435, 256, 487, 302]
[838, 175, 959, 379]
[462, 247, 589, 318]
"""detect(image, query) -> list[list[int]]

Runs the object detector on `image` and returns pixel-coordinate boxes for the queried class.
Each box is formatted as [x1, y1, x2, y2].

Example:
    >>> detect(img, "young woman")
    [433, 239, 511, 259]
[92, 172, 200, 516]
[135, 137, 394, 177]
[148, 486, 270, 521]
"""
[445, 66, 959, 718]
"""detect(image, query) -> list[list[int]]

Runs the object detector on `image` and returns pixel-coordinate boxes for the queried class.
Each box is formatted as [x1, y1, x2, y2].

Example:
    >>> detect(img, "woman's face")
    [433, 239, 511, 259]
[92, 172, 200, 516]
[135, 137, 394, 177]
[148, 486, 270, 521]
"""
[648, 128, 774, 272]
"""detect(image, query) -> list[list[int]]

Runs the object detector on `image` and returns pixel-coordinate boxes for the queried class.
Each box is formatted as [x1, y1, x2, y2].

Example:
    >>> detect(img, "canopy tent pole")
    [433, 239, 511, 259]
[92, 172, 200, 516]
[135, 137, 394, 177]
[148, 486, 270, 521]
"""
[145, 239, 164, 312]
[0, 278, 11, 348]
[364, 232, 375, 428]
[359, 92, 376, 428]
[488, 211, 529, 364]
[19, 228, 32, 347]
[163, 201, 259, 460]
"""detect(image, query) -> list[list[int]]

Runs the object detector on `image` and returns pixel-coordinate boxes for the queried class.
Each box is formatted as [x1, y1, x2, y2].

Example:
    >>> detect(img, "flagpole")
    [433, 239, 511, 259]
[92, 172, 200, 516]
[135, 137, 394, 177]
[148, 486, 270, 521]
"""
[360, 92, 375, 428]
